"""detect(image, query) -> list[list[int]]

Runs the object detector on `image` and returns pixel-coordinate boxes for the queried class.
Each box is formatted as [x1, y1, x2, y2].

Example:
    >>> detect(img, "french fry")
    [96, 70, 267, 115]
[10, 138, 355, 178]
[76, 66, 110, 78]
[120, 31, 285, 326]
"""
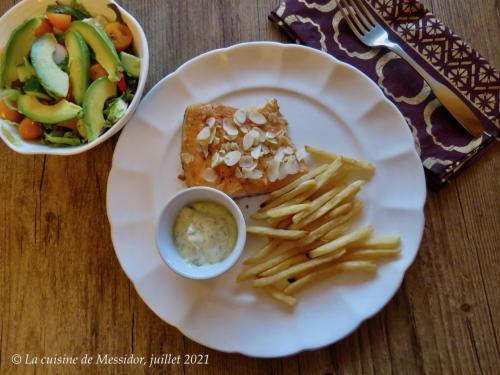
[309, 226, 374, 258]
[243, 239, 282, 265]
[314, 159, 343, 191]
[275, 217, 294, 228]
[284, 261, 377, 294]
[267, 203, 311, 219]
[264, 286, 297, 307]
[341, 248, 401, 261]
[305, 145, 375, 172]
[272, 279, 290, 291]
[260, 179, 317, 211]
[292, 181, 364, 229]
[321, 201, 364, 240]
[248, 207, 357, 272]
[349, 236, 401, 249]
[268, 164, 328, 199]
[253, 249, 346, 287]
[246, 226, 307, 240]
[292, 187, 341, 224]
[321, 222, 351, 242]
[238, 147, 401, 307]
[259, 254, 308, 277]
[237, 251, 297, 281]
[302, 201, 353, 231]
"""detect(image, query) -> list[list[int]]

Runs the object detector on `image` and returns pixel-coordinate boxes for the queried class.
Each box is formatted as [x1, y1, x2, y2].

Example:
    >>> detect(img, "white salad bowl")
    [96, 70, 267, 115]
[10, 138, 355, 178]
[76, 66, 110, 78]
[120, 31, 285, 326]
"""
[0, 0, 149, 155]
[156, 187, 247, 280]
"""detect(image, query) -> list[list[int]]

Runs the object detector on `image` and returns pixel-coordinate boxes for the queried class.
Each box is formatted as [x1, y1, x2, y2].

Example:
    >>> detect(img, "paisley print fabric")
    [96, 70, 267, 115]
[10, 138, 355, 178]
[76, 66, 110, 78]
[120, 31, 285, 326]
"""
[269, 0, 499, 189]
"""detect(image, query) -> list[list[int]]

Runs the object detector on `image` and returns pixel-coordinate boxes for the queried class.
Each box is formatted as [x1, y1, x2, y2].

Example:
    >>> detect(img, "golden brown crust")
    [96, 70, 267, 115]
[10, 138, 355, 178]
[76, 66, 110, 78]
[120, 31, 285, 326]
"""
[180, 100, 307, 197]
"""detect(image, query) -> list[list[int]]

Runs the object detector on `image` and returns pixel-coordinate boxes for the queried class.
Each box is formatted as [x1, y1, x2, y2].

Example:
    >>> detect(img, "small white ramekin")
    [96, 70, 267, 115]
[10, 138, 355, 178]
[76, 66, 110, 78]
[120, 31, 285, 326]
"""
[155, 187, 246, 280]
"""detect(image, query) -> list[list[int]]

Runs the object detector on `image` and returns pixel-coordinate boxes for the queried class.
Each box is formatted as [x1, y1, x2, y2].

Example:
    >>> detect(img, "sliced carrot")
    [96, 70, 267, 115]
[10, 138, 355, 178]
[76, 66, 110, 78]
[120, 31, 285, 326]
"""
[35, 18, 54, 37]
[90, 64, 107, 81]
[47, 12, 72, 31]
[19, 118, 43, 140]
[104, 22, 133, 52]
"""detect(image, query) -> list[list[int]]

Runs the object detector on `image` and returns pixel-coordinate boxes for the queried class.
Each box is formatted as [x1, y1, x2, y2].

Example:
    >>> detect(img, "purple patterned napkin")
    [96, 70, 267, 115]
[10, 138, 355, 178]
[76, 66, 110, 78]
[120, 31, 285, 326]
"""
[269, 0, 499, 189]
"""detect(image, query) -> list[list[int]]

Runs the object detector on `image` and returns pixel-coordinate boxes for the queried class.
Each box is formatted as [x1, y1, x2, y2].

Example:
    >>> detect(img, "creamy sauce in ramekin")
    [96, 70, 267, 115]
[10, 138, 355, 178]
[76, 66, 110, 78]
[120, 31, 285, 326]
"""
[173, 201, 237, 266]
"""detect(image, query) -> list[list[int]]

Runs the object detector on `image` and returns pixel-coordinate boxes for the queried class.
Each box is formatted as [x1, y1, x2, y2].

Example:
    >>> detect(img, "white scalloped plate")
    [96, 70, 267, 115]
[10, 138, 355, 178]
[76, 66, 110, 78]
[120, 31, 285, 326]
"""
[107, 42, 426, 357]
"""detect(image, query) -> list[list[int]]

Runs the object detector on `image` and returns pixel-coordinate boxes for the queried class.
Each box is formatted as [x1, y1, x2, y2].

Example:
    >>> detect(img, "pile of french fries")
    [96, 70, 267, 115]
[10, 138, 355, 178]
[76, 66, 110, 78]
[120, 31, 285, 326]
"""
[238, 145, 401, 307]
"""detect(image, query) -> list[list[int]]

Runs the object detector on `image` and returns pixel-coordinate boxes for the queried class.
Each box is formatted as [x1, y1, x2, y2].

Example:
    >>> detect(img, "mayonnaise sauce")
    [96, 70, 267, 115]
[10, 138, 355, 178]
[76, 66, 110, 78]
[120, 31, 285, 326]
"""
[173, 201, 237, 266]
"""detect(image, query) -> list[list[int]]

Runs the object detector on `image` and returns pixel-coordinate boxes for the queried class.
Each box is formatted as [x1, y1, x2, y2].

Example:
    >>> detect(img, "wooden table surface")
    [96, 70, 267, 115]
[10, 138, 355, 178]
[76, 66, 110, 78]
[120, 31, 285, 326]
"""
[1, 1, 499, 374]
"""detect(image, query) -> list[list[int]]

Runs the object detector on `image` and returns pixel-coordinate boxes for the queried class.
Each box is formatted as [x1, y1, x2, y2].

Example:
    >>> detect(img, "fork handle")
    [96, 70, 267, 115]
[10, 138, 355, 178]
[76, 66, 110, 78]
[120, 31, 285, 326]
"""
[385, 42, 484, 138]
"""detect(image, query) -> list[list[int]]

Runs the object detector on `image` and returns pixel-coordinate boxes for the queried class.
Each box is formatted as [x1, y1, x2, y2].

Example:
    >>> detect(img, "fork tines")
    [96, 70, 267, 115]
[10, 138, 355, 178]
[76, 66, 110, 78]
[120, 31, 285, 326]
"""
[337, 0, 377, 37]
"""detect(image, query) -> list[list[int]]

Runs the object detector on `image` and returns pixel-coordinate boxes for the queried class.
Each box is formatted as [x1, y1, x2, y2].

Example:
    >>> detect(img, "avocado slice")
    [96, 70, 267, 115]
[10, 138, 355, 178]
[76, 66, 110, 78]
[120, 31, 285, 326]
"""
[1, 17, 42, 88]
[69, 21, 122, 82]
[17, 95, 82, 124]
[120, 52, 141, 78]
[31, 34, 70, 98]
[23, 77, 51, 100]
[83, 77, 117, 141]
[16, 58, 36, 82]
[65, 30, 90, 105]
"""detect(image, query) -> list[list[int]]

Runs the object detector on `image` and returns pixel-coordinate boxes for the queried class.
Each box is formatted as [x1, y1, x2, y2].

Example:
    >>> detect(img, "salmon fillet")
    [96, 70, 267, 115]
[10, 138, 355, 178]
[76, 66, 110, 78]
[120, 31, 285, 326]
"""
[180, 99, 307, 198]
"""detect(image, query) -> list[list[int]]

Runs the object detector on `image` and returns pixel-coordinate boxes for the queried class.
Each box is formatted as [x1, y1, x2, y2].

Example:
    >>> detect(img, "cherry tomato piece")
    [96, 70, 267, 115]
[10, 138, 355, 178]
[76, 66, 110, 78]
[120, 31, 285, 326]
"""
[47, 12, 72, 31]
[104, 22, 133, 52]
[36, 18, 54, 37]
[90, 64, 107, 81]
[58, 120, 78, 129]
[0, 99, 22, 122]
[19, 118, 43, 140]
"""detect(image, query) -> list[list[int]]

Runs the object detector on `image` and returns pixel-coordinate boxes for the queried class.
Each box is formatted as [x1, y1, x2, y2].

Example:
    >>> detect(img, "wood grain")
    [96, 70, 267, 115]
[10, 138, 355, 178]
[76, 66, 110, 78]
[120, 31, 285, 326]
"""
[0, 0, 499, 374]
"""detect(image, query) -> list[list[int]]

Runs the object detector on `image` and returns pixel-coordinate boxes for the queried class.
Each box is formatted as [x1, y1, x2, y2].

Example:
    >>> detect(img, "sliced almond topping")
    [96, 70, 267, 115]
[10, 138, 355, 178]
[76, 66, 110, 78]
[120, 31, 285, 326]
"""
[203, 168, 218, 183]
[239, 155, 257, 169]
[240, 126, 249, 134]
[278, 162, 288, 180]
[248, 111, 267, 125]
[229, 142, 240, 151]
[283, 146, 294, 155]
[196, 126, 211, 143]
[224, 150, 241, 166]
[266, 131, 277, 139]
[211, 152, 223, 168]
[275, 147, 286, 162]
[235, 167, 243, 179]
[295, 148, 306, 161]
[206, 117, 216, 128]
[213, 136, 220, 145]
[251, 128, 266, 144]
[234, 109, 247, 125]
[223, 133, 238, 141]
[261, 144, 270, 156]
[284, 156, 300, 175]
[243, 168, 263, 180]
[209, 127, 217, 144]
[181, 153, 194, 164]
[223, 118, 239, 136]
[243, 132, 255, 151]
[267, 157, 281, 182]
[267, 137, 278, 145]
[251, 145, 262, 159]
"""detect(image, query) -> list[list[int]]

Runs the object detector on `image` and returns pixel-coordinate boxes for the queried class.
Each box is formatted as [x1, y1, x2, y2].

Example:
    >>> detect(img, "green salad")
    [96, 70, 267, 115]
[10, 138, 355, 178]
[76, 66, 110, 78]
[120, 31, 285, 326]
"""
[0, 0, 141, 146]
